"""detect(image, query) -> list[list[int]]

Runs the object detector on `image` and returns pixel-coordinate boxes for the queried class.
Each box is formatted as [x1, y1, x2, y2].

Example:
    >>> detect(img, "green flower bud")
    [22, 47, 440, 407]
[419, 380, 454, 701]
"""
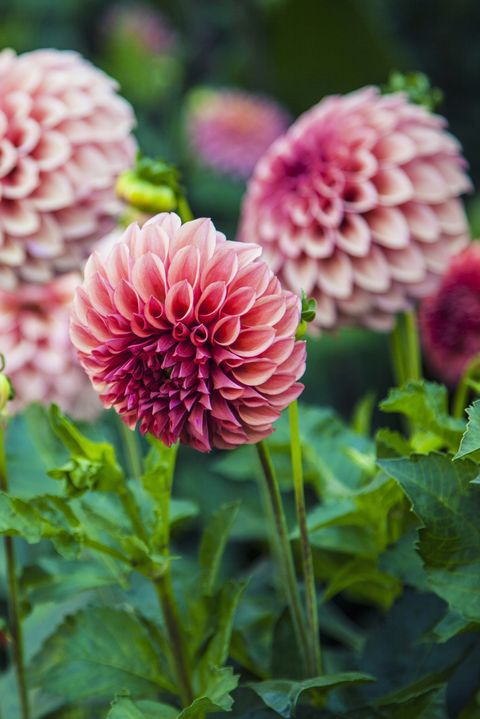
[116, 170, 177, 213]
[296, 292, 317, 338]
[382, 71, 443, 111]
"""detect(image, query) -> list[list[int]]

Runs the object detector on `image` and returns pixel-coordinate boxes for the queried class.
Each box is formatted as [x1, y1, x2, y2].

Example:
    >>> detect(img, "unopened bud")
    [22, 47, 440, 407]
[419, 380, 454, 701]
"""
[382, 71, 443, 111]
[296, 292, 317, 338]
[116, 170, 177, 213]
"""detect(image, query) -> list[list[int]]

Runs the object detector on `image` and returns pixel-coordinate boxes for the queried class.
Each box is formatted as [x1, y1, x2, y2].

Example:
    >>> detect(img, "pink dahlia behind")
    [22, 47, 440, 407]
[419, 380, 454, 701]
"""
[102, 3, 177, 54]
[0, 48, 136, 289]
[239, 87, 471, 331]
[186, 88, 290, 180]
[420, 244, 480, 384]
[70, 212, 306, 451]
[0, 274, 99, 418]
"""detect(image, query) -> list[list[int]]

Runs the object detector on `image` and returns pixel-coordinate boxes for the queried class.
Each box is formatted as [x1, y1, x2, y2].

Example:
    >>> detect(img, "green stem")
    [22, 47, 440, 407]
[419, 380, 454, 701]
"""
[390, 310, 421, 386]
[149, 442, 193, 707]
[256, 440, 310, 676]
[0, 427, 30, 719]
[83, 538, 133, 567]
[289, 401, 321, 676]
[452, 355, 480, 418]
[177, 195, 194, 223]
[117, 416, 143, 480]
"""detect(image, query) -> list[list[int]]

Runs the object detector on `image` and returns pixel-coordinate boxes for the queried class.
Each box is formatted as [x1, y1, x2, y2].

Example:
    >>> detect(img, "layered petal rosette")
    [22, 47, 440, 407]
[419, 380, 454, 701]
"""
[420, 244, 480, 384]
[186, 88, 290, 179]
[239, 87, 471, 331]
[0, 48, 136, 288]
[0, 274, 99, 418]
[70, 213, 306, 451]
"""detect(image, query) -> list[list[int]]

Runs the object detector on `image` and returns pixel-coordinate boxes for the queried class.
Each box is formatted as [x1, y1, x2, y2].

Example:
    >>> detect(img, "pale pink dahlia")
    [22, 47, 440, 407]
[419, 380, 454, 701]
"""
[420, 244, 480, 384]
[239, 87, 471, 331]
[0, 274, 99, 418]
[70, 213, 305, 451]
[186, 88, 290, 179]
[0, 48, 136, 289]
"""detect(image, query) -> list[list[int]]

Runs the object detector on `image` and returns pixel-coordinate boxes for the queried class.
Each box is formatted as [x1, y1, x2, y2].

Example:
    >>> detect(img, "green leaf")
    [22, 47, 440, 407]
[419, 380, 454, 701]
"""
[380, 381, 464, 452]
[376, 428, 412, 458]
[178, 667, 239, 718]
[351, 392, 376, 435]
[31, 607, 175, 700]
[454, 400, 480, 461]
[140, 438, 177, 550]
[0, 492, 81, 558]
[107, 696, 178, 719]
[199, 502, 240, 595]
[380, 453, 480, 621]
[48, 405, 124, 497]
[247, 673, 374, 718]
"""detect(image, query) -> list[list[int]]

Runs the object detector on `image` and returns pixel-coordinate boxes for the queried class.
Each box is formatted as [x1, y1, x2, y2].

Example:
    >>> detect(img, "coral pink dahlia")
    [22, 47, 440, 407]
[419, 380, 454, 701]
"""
[420, 244, 480, 385]
[239, 87, 471, 331]
[0, 274, 99, 418]
[186, 88, 290, 179]
[0, 48, 136, 289]
[70, 213, 306, 451]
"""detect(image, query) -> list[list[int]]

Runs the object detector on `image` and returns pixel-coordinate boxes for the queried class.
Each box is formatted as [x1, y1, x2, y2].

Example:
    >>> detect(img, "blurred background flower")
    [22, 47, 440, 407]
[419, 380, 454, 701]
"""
[185, 88, 290, 179]
[0, 274, 99, 418]
[239, 87, 470, 332]
[420, 243, 480, 385]
[0, 48, 136, 289]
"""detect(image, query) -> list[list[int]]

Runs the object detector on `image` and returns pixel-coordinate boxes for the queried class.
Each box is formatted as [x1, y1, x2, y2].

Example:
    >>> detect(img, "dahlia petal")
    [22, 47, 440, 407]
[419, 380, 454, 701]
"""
[232, 359, 277, 386]
[404, 160, 449, 203]
[230, 262, 271, 295]
[352, 246, 391, 292]
[170, 217, 216, 263]
[402, 202, 440, 242]
[242, 295, 286, 327]
[202, 246, 238, 288]
[196, 281, 227, 322]
[383, 244, 426, 283]
[373, 167, 413, 205]
[231, 326, 276, 357]
[2, 158, 39, 199]
[435, 198, 468, 235]
[238, 403, 280, 425]
[366, 206, 409, 249]
[431, 156, 472, 195]
[32, 131, 71, 171]
[86, 272, 115, 315]
[337, 214, 371, 257]
[222, 286, 257, 317]
[373, 132, 416, 164]
[343, 179, 378, 211]
[131, 252, 167, 303]
[167, 245, 200, 288]
[1, 199, 39, 236]
[283, 256, 317, 294]
[299, 227, 335, 259]
[316, 250, 353, 299]
[211, 315, 242, 346]
[30, 170, 74, 211]
[0, 140, 17, 178]
[25, 214, 63, 258]
[165, 280, 194, 324]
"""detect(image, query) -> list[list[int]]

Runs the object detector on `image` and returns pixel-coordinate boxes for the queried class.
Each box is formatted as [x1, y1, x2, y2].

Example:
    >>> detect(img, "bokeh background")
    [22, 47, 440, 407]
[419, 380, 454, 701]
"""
[1, 0, 479, 415]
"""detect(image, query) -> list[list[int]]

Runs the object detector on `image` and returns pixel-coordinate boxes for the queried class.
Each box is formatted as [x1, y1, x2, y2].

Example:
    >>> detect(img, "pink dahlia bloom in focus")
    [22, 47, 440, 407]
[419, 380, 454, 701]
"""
[420, 244, 480, 384]
[186, 88, 290, 180]
[0, 274, 99, 418]
[70, 212, 305, 451]
[239, 87, 471, 331]
[0, 48, 136, 289]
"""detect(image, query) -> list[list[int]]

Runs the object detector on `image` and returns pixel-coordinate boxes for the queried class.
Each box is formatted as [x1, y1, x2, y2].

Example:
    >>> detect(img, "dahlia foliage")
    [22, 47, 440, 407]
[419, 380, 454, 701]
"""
[0, 48, 136, 289]
[0, 274, 98, 418]
[186, 88, 290, 179]
[420, 244, 480, 384]
[70, 212, 306, 451]
[239, 87, 470, 331]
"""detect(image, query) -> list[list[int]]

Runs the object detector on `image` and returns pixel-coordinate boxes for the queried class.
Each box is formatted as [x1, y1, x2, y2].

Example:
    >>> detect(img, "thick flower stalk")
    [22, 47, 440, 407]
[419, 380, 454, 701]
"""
[70, 213, 306, 451]
[0, 48, 136, 288]
[420, 244, 480, 385]
[186, 88, 290, 179]
[239, 86, 470, 331]
[0, 274, 99, 418]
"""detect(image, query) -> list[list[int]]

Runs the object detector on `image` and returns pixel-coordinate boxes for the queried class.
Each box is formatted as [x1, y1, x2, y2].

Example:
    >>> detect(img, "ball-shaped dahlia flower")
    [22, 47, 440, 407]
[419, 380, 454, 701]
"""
[420, 244, 480, 384]
[70, 213, 306, 451]
[0, 48, 136, 289]
[186, 88, 290, 180]
[239, 87, 471, 331]
[0, 274, 99, 418]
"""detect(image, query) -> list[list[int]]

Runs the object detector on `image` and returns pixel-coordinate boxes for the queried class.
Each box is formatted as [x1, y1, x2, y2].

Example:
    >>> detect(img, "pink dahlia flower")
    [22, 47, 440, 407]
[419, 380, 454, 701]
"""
[0, 274, 99, 418]
[239, 87, 471, 331]
[186, 88, 290, 179]
[420, 244, 480, 384]
[102, 3, 177, 55]
[70, 213, 306, 451]
[0, 48, 136, 289]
